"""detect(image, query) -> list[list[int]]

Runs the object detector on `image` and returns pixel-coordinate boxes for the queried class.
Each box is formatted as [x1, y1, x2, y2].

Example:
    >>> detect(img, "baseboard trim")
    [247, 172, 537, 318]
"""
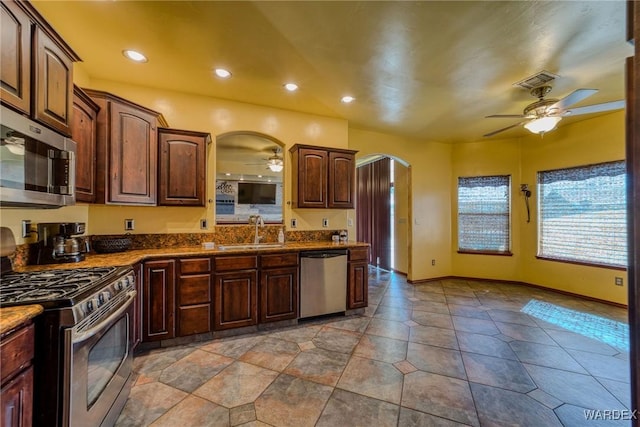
[408, 275, 628, 309]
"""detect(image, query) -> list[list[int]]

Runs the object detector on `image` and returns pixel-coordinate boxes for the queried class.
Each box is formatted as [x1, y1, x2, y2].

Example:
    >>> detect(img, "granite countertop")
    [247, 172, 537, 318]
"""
[14, 241, 369, 272]
[0, 305, 43, 336]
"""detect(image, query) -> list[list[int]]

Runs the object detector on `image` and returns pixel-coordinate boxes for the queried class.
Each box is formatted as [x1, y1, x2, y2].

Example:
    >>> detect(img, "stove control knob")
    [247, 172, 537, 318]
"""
[99, 291, 111, 304]
[85, 300, 94, 313]
[115, 281, 124, 292]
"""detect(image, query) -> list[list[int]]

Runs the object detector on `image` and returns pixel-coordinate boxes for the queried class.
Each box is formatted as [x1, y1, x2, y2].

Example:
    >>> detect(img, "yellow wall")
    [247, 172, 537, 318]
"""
[451, 137, 522, 281]
[348, 128, 452, 282]
[519, 112, 627, 304]
[450, 111, 627, 304]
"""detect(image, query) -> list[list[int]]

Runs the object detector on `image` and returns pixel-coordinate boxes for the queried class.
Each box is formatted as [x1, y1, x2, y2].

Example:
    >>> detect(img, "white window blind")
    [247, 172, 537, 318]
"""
[458, 175, 511, 253]
[538, 161, 627, 268]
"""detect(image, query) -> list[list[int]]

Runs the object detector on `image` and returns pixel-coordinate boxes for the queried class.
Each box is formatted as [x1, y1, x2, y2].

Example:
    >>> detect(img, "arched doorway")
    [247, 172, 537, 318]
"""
[356, 155, 410, 274]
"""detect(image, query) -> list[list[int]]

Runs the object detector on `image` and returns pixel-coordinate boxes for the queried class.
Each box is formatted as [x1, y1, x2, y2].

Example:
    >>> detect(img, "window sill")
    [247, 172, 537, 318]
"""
[457, 250, 513, 257]
[535, 256, 627, 271]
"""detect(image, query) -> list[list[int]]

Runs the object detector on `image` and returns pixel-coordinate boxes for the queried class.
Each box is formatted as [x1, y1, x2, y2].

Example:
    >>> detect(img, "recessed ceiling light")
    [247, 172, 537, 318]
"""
[341, 95, 355, 104]
[258, 175, 263, 178]
[225, 173, 231, 176]
[215, 68, 232, 78]
[284, 83, 298, 92]
[122, 50, 148, 63]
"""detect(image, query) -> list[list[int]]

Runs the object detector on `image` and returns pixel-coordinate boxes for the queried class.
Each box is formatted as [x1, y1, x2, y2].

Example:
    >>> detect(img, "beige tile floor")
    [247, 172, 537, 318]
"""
[116, 268, 632, 426]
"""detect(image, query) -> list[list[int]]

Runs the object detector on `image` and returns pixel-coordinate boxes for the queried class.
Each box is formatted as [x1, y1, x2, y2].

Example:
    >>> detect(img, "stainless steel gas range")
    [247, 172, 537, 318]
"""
[0, 265, 136, 427]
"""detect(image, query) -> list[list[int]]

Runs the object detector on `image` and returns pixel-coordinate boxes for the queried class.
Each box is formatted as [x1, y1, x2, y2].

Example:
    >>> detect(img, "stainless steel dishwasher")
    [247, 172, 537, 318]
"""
[299, 249, 348, 318]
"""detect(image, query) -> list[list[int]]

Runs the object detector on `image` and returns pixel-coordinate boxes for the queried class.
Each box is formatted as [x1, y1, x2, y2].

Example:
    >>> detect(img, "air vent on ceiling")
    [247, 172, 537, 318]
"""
[513, 70, 559, 90]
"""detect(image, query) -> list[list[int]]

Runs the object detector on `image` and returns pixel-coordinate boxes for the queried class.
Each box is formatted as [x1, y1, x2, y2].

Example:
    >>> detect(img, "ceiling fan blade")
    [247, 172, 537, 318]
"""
[565, 100, 625, 116]
[486, 114, 527, 119]
[549, 88, 598, 111]
[483, 121, 527, 137]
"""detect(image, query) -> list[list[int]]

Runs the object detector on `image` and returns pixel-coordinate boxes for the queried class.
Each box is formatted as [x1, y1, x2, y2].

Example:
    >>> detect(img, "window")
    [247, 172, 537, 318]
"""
[457, 175, 511, 254]
[538, 161, 627, 268]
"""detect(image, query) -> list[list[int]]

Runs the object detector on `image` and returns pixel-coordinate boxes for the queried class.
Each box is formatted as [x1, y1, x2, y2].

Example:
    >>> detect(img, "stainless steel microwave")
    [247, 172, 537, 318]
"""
[0, 105, 76, 208]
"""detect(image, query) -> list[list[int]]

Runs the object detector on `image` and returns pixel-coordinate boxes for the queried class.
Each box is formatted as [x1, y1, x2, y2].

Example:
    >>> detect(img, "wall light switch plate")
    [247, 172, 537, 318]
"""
[347, 218, 354, 227]
[322, 218, 329, 227]
[200, 219, 208, 230]
[124, 219, 135, 231]
[291, 218, 297, 228]
[21, 220, 31, 238]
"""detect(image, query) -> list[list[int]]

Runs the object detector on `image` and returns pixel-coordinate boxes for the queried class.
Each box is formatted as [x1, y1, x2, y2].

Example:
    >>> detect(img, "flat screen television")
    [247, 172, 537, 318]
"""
[237, 182, 277, 204]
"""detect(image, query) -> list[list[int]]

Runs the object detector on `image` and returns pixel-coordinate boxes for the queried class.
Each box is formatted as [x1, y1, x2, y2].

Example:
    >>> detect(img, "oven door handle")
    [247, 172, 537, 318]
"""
[72, 290, 137, 344]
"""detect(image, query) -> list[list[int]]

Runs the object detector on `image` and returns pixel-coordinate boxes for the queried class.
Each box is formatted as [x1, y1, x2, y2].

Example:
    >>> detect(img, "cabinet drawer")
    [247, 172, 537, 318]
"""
[178, 275, 211, 305]
[260, 253, 299, 268]
[215, 256, 257, 272]
[177, 305, 211, 336]
[349, 248, 369, 261]
[179, 257, 212, 274]
[0, 324, 34, 382]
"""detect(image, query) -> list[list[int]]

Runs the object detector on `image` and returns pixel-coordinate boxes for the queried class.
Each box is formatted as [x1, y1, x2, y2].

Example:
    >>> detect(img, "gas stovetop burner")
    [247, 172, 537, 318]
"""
[0, 266, 125, 307]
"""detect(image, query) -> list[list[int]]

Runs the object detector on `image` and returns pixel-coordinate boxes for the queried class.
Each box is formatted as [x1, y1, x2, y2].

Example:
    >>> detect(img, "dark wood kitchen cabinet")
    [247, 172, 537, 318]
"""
[158, 128, 211, 206]
[259, 253, 299, 323]
[347, 248, 369, 309]
[84, 89, 168, 205]
[1, 0, 79, 136]
[177, 257, 213, 336]
[213, 255, 258, 330]
[142, 259, 175, 342]
[0, 323, 35, 427]
[71, 86, 100, 203]
[290, 144, 357, 209]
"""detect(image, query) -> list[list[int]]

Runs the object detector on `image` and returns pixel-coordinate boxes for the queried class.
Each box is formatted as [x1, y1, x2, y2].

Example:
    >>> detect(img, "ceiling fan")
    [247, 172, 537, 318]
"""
[245, 147, 284, 172]
[484, 86, 625, 137]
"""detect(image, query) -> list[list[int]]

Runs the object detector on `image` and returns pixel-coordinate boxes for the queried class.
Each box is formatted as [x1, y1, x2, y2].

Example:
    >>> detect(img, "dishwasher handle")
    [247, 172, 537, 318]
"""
[300, 250, 348, 258]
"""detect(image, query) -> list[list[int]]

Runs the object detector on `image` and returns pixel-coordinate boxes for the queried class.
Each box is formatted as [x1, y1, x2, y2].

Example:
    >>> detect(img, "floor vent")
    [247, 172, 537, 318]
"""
[513, 70, 559, 90]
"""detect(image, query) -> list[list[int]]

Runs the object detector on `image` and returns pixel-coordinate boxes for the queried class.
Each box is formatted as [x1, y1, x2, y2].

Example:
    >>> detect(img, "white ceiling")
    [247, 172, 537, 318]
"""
[33, 1, 633, 143]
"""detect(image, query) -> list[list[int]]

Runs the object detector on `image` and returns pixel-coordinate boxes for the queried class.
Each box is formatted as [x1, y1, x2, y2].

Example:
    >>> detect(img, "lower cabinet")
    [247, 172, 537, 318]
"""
[213, 255, 258, 330]
[348, 248, 369, 309]
[0, 323, 35, 427]
[259, 253, 299, 323]
[142, 259, 175, 342]
[177, 258, 212, 336]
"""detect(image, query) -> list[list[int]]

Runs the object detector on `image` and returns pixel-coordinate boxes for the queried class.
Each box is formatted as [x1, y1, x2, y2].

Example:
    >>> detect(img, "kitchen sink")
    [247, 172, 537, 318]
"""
[217, 243, 285, 250]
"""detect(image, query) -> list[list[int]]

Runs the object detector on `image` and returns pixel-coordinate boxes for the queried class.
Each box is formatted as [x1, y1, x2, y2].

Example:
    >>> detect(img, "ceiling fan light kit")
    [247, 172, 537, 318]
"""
[523, 116, 562, 134]
[268, 160, 283, 172]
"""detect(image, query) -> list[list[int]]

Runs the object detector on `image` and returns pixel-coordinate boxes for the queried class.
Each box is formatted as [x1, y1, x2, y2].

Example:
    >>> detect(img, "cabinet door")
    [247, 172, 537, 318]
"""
[72, 87, 99, 203]
[328, 151, 355, 209]
[109, 101, 158, 204]
[33, 27, 73, 136]
[0, 367, 33, 427]
[158, 128, 209, 206]
[348, 261, 368, 309]
[260, 267, 298, 323]
[214, 270, 257, 330]
[143, 260, 175, 341]
[295, 147, 328, 208]
[0, 0, 31, 114]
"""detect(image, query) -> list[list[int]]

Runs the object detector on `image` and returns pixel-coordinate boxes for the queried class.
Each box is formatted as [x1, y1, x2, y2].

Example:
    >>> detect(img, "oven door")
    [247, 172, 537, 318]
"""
[63, 289, 136, 427]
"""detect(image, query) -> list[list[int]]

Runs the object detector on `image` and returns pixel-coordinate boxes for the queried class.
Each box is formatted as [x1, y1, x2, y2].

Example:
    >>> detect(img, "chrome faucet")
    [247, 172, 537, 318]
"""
[251, 215, 264, 244]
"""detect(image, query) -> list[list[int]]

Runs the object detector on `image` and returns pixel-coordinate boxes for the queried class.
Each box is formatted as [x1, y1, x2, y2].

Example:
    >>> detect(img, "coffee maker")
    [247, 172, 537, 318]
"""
[34, 222, 90, 264]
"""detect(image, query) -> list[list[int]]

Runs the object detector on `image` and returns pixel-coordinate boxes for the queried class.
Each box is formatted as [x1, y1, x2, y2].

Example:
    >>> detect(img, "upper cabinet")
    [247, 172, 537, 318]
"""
[0, 0, 79, 136]
[158, 128, 211, 206]
[83, 89, 168, 205]
[290, 144, 357, 209]
[71, 86, 100, 203]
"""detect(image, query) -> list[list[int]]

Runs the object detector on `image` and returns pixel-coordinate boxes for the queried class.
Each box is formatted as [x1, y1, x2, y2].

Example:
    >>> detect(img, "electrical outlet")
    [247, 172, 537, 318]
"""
[124, 219, 135, 231]
[431, 259, 436, 266]
[291, 218, 297, 228]
[322, 218, 329, 227]
[615, 277, 624, 286]
[200, 219, 208, 230]
[21, 220, 31, 238]
[347, 218, 354, 227]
